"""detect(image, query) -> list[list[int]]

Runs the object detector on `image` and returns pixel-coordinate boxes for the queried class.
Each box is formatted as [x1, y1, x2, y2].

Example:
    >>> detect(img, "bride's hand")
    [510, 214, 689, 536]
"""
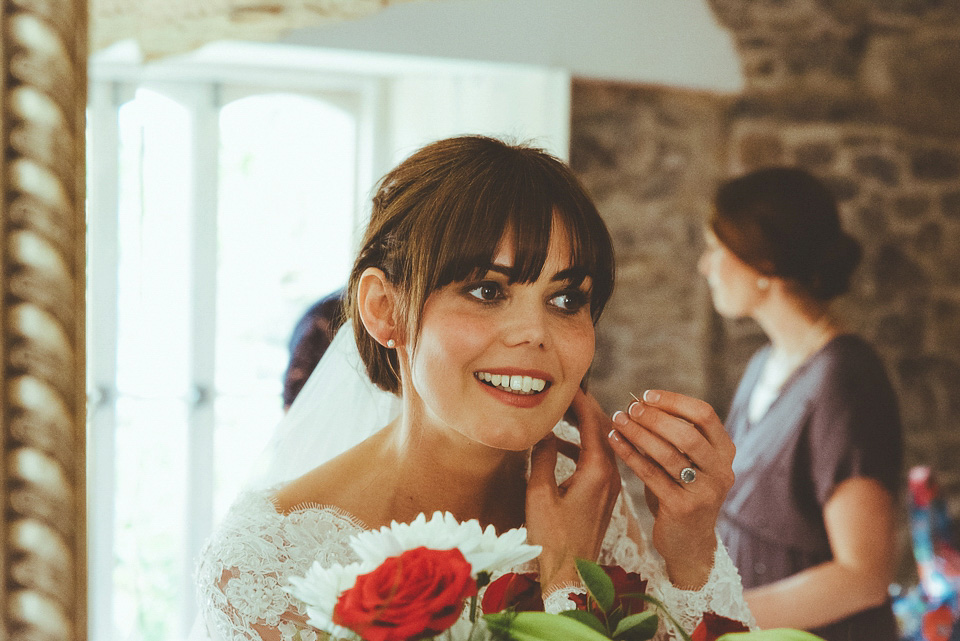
[525, 389, 621, 593]
[608, 390, 735, 589]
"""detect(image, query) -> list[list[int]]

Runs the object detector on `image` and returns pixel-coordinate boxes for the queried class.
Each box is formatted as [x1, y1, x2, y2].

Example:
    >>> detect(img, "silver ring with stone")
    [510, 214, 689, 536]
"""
[679, 467, 697, 484]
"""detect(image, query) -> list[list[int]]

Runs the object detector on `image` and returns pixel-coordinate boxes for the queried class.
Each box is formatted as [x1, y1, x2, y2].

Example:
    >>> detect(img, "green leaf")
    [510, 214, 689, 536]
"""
[717, 630, 827, 641]
[559, 609, 609, 635]
[484, 611, 614, 641]
[575, 558, 615, 613]
[612, 610, 658, 640]
[484, 611, 517, 637]
[622, 594, 692, 641]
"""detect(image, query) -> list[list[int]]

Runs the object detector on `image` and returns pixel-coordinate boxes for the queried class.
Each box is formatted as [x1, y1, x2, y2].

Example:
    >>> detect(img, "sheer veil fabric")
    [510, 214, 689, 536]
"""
[189, 320, 398, 640]
[249, 319, 400, 490]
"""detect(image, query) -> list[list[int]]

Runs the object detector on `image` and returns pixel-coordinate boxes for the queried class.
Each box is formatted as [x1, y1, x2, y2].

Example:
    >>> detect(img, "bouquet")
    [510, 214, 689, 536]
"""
[286, 512, 824, 641]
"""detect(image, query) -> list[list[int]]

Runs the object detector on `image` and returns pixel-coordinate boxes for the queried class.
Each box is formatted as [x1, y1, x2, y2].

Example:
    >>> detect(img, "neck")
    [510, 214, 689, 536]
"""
[374, 414, 529, 529]
[753, 293, 838, 369]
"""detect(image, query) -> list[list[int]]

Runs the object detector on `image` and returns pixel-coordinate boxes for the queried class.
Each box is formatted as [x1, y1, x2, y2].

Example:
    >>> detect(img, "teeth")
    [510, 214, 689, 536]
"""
[475, 372, 548, 395]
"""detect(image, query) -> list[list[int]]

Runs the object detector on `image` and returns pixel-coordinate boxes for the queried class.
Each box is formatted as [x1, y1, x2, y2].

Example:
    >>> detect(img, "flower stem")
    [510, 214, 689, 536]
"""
[469, 594, 478, 623]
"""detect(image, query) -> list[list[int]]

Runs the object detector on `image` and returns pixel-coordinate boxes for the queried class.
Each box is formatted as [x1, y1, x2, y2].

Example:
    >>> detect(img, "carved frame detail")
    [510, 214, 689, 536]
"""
[1, 0, 87, 639]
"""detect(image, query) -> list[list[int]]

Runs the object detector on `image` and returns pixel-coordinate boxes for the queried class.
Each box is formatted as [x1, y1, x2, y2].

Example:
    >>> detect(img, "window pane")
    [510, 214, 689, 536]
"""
[112, 89, 192, 641]
[116, 89, 192, 397]
[114, 397, 189, 641]
[214, 93, 358, 515]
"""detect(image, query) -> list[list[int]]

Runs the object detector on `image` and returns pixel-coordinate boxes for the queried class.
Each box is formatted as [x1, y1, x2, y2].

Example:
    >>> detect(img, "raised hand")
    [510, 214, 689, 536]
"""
[608, 390, 735, 589]
[525, 389, 622, 592]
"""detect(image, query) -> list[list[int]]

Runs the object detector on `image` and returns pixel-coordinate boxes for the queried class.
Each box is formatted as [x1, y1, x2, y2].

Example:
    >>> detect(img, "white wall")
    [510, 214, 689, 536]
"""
[283, 0, 744, 92]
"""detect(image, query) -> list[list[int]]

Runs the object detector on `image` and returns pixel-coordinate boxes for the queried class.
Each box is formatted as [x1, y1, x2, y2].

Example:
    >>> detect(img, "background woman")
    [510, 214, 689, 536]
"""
[700, 167, 903, 641]
[196, 135, 753, 640]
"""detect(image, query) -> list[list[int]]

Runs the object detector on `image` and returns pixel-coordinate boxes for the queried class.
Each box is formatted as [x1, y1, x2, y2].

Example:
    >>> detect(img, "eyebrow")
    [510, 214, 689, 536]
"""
[485, 264, 591, 284]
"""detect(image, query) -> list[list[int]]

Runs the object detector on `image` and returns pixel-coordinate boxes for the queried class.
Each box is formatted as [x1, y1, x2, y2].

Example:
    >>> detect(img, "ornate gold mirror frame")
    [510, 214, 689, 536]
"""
[1, 0, 87, 638]
[1, 1, 427, 637]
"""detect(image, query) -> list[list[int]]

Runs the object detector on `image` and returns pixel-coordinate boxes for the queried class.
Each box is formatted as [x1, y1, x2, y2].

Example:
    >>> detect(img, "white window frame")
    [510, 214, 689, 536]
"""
[87, 40, 571, 641]
[87, 50, 383, 641]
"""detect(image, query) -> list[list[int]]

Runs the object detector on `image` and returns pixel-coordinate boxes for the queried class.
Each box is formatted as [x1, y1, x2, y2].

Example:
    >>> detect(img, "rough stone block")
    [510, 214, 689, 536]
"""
[855, 153, 901, 185]
[912, 148, 960, 181]
[738, 131, 786, 168]
[874, 244, 930, 301]
[942, 191, 960, 218]
[795, 141, 837, 167]
[894, 194, 931, 220]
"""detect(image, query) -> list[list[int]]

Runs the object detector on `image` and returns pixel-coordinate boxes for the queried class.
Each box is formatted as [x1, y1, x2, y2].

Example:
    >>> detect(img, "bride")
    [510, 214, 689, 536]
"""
[195, 135, 755, 640]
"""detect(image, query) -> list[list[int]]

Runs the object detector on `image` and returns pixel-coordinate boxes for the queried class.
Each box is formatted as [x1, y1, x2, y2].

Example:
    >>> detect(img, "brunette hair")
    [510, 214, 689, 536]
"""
[347, 135, 615, 394]
[710, 167, 861, 301]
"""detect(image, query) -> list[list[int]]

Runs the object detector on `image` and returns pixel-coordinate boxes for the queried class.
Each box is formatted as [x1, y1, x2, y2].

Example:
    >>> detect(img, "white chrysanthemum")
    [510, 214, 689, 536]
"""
[285, 560, 368, 637]
[349, 511, 541, 575]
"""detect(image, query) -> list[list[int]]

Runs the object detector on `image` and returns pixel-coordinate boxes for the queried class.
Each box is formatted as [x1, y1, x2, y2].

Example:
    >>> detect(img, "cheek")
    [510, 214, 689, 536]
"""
[428, 313, 490, 358]
[561, 321, 596, 379]
[411, 311, 490, 382]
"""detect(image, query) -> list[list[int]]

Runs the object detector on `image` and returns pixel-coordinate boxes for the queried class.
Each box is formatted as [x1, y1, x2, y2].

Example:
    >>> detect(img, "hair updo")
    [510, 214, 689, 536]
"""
[346, 135, 615, 394]
[710, 167, 861, 301]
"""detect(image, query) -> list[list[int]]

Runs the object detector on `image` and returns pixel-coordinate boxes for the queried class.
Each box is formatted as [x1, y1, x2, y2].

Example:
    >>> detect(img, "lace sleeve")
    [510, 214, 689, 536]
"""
[538, 423, 755, 638]
[195, 491, 363, 641]
[596, 489, 757, 640]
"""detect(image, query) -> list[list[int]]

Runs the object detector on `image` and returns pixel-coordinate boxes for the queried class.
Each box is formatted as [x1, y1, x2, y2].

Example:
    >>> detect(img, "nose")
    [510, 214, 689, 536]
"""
[502, 298, 548, 349]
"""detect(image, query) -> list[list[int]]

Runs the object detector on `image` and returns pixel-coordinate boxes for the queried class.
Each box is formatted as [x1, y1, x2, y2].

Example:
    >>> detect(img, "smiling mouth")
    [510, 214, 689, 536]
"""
[474, 372, 549, 395]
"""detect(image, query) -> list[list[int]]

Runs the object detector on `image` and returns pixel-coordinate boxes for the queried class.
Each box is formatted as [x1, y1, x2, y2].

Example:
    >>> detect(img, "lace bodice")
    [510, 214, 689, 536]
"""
[196, 484, 754, 641]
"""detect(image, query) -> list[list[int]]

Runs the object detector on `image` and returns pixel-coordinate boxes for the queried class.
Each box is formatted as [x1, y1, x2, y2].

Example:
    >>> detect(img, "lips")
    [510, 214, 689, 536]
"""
[474, 371, 549, 395]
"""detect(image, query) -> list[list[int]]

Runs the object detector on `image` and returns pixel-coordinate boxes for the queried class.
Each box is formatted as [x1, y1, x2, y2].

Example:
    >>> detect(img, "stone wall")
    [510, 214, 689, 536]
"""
[570, 83, 731, 408]
[571, 0, 960, 583]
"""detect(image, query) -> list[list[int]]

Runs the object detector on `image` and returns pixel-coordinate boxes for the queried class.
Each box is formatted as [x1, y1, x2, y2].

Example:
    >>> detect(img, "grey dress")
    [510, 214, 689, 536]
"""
[718, 334, 903, 641]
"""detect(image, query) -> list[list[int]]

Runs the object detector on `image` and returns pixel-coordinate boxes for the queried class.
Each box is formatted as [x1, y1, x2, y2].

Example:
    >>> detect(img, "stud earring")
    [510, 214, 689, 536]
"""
[386, 339, 396, 348]
[756, 277, 770, 291]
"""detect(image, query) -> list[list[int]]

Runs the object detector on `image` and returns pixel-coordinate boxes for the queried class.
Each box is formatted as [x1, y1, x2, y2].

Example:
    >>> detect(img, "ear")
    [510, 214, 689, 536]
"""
[357, 267, 399, 347]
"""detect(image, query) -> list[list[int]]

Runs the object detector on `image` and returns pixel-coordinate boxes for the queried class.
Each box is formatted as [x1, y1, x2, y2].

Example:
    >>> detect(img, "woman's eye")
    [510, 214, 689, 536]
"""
[466, 281, 504, 302]
[550, 290, 589, 312]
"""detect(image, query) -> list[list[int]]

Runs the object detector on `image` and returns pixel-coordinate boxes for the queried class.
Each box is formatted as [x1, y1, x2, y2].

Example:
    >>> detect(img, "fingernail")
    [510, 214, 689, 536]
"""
[612, 411, 628, 425]
[643, 390, 660, 403]
[607, 429, 622, 443]
[628, 402, 644, 419]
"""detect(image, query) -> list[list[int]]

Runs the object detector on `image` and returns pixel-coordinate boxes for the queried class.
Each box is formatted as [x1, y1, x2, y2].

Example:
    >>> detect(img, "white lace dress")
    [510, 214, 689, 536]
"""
[196, 426, 755, 641]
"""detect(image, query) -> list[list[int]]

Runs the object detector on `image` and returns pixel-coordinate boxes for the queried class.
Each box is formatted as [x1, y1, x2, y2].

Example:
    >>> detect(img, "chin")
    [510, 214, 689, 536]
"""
[473, 420, 560, 452]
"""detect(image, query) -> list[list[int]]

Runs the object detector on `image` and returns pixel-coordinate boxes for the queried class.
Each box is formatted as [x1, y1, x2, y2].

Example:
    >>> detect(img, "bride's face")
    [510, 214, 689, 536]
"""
[401, 224, 596, 451]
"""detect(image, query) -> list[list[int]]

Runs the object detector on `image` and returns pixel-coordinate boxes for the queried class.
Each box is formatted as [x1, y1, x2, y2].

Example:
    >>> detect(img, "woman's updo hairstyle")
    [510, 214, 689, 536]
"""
[710, 167, 861, 301]
[347, 135, 615, 394]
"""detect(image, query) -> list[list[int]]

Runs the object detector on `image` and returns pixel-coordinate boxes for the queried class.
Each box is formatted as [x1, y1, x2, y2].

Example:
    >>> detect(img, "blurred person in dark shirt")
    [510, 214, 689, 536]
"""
[700, 167, 903, 641]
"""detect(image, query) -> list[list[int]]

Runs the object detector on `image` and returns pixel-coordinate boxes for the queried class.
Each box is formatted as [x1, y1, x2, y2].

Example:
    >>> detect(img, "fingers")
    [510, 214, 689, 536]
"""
[568, 390, 610, 451]
[607, 428, 685, 498]
[620, 393, 734, 467]
[555, 438, 580, 463]
[618, 403, 717, 477]
[612, 408, 699, 481]
[641, 390, 734, 460]
[528, 433, 560, 492]
[567, 390, 616, 469]
[608, 389, 736, 496]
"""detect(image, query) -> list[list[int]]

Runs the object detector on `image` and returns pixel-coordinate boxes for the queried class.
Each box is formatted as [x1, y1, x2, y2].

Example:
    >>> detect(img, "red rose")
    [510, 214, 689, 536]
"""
[570, 565, 648, 619]
[333, 546, 477, 641]
[481, 573, 544, 614]
[691, 611, 750, 641]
